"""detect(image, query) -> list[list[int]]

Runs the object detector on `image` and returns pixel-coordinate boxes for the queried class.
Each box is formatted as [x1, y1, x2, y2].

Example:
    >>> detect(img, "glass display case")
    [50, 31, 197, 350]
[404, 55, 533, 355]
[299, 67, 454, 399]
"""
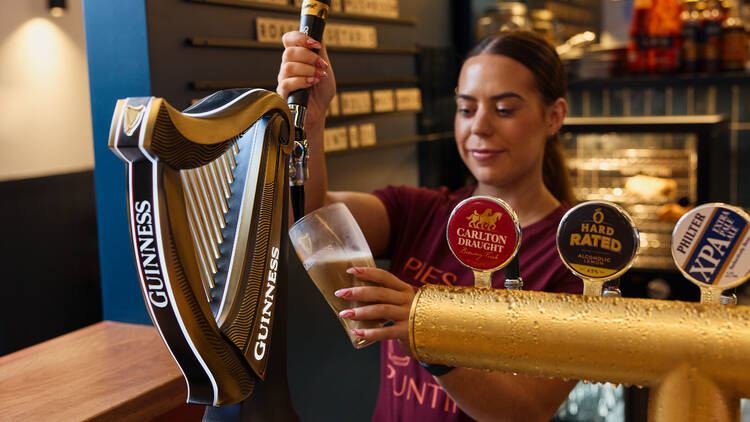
[561, 115, 730, 271]
[563, 132, 697, 270]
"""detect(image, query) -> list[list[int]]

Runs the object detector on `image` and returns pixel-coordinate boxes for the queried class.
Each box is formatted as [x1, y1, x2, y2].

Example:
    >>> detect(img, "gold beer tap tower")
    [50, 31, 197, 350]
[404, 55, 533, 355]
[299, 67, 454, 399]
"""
[410, 287, 749, 421]
[419, 201, 750, 421]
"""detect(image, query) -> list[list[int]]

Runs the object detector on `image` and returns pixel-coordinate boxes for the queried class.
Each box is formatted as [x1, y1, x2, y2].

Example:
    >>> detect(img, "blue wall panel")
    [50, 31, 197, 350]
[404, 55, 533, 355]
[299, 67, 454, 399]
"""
[83, 0, 151, 324]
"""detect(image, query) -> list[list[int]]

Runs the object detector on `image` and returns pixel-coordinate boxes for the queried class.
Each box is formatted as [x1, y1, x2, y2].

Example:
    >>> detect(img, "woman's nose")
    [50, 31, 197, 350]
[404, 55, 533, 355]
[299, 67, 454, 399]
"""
[471, 107, 493, 137]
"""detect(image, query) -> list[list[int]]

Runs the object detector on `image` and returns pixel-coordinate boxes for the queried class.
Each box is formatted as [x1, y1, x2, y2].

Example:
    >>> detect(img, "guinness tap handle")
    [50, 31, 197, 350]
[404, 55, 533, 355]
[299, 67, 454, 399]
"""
[288, 0, 331, 221]
[288, 0, 331, 110]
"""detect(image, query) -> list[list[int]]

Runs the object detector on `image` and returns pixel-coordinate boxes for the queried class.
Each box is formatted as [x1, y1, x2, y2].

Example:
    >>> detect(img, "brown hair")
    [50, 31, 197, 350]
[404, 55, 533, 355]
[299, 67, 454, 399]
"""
[466, 30, 575, 205]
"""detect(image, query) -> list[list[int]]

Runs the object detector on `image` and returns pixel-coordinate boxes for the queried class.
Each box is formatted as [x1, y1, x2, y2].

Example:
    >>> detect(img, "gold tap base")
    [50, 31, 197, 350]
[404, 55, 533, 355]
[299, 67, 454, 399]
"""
[409, 285, 750, 422]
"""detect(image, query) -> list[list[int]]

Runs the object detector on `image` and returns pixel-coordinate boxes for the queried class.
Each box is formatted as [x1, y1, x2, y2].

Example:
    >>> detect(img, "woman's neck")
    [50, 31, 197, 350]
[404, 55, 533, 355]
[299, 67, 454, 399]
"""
[473, 176, 560, 227]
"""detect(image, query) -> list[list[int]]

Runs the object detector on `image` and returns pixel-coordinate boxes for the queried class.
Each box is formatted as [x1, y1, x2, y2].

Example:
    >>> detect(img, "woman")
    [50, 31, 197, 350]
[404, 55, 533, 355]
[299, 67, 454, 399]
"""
[277, 30, 581, 421]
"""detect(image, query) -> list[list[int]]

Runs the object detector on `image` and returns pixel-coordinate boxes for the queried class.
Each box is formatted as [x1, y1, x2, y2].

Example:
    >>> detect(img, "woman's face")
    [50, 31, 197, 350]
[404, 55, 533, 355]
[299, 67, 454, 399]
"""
[454, 54, 562, 190]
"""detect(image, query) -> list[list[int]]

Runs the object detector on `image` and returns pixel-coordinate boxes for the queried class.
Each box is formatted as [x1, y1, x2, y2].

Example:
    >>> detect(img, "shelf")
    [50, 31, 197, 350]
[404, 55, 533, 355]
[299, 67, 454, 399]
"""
[326, 109, 418, 124]
[326, 131, 453, 155]
[563, 115, 729, 133]
[186, 0, 417, 26]
[191, 76, 418, 91]
[187, 37, 417, 55]
[568, 71, 750, 89]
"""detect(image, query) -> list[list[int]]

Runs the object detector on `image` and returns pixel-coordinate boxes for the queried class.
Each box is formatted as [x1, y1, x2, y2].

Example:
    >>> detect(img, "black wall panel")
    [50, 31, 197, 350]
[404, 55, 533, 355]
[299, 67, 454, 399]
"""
[0, 171, 102, 355]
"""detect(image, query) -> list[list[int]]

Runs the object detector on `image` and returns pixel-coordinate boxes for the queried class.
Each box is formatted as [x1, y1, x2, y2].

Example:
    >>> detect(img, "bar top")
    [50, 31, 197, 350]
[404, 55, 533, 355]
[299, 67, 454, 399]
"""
[0, 321, 187, 422]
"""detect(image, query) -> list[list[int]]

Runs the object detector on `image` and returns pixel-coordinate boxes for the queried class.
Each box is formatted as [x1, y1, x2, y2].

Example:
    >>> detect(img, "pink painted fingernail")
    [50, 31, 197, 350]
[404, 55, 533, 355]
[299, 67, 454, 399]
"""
[339, 309, 354, 318]
[316, 69, 328, 78]
[346, 267, 364, 275]
[317, 59, 328, 69]
[305, 76, 316, 84]
[351, 329, 364, 337]
[334, 289, 351, 298]
[307, 39, 322, 49]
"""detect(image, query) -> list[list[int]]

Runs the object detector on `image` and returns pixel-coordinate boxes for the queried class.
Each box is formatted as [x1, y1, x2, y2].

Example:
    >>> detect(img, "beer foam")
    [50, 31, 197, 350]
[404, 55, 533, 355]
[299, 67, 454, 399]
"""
[303, 249, 374, 270]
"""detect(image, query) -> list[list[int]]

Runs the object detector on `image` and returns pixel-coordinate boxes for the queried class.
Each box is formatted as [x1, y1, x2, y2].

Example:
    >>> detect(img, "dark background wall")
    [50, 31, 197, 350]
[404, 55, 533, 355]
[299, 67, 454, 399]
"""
[0, 171, 101, 355]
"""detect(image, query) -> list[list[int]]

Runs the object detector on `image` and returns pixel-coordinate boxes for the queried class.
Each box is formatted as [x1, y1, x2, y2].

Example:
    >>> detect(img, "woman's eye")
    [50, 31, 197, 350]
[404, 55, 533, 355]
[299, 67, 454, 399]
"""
[457, 107, 474, 116]
[496, 107, 514, 116]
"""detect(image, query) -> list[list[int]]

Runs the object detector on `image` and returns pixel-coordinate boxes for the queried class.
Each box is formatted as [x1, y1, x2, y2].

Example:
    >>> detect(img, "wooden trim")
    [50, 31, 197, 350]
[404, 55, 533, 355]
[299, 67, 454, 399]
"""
[186, 0, 417, 26]
[0, 321, 189, 422]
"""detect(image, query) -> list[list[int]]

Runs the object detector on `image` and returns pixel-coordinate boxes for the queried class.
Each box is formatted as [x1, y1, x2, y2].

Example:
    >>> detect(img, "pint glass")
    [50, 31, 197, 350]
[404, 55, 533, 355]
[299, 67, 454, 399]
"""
[289, 203, 382, 349]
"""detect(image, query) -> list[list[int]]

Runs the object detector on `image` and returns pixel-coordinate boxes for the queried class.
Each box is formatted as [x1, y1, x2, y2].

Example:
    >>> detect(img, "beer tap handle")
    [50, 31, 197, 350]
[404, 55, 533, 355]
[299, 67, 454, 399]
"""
[288, 0, 330, 222]
[720, 288, 738, 305]
[602, 278, 622, 297]
[446, 196, 521, 289]
[670, 203, 750, 305]
[503, 256, 523, 291]
[473, 271, 493, 289]
[581, 279, 604, 296]
[556, 201, 639, 297]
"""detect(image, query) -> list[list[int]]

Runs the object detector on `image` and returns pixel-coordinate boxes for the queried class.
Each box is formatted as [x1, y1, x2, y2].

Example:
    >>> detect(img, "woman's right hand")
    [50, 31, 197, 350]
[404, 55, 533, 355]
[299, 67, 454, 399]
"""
[276, 31, 336, 130]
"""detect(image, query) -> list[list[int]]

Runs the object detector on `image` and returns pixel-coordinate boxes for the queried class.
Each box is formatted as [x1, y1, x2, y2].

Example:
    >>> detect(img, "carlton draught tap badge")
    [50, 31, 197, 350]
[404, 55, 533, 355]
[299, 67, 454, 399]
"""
[557, 201, 639, 281]
[671, 203, 750, 290]
[447, 196, 521, 287]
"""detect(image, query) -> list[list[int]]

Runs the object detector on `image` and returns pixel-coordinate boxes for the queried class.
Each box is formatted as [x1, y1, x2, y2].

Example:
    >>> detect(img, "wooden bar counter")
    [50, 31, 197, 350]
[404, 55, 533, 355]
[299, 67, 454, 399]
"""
[0, 321, 202, 421]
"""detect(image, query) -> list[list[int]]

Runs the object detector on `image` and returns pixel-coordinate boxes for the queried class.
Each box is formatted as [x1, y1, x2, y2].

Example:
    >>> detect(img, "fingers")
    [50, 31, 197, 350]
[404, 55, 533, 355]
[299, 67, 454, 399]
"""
[282, 31, 322, 50]
[281, 46, 329, 70]
[350, 324, 408, 343]
[346, 267, 415, 293]
[335, 284, 409, 305]
[277, 33, 330, 100]
[276, 76, 313, 100]
[339, 303, 409, 322]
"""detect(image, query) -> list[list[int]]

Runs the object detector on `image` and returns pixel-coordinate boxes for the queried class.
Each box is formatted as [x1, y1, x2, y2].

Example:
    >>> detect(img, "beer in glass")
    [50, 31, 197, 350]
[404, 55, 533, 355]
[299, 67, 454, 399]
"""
[289, 203, 383, 348]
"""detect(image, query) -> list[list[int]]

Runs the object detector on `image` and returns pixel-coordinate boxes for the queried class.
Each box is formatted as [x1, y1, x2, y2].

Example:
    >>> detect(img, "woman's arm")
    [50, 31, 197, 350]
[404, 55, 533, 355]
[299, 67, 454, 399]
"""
[338, 267, 576, 421]
[276, 32, 390, 256]
[435, 369, 576, 422]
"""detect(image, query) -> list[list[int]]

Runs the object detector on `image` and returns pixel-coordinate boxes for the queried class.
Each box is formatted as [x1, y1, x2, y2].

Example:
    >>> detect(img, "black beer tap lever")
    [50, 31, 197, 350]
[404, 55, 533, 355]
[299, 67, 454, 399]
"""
[288, 0, 331, 222]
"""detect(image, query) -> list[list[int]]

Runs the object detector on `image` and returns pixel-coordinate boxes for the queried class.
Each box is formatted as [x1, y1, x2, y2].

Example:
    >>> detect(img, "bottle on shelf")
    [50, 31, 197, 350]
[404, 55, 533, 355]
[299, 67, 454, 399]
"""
[701, 0, 724, 72]
[721, 3, 748, 71]
[627, 0, 653, 73]
[680, 0, 700, 73]
[648, 0, 683, 73]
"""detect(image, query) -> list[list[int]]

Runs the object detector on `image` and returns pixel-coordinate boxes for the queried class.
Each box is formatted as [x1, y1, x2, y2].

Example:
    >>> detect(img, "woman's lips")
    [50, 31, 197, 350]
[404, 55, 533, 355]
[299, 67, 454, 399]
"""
[469, 149, 505, 161]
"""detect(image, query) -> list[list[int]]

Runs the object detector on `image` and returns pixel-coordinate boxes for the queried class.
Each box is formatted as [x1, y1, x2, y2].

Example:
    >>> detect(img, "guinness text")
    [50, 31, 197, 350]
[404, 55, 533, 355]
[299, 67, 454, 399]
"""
[134, 200, 169, 308]
[254, 246, 280, 360]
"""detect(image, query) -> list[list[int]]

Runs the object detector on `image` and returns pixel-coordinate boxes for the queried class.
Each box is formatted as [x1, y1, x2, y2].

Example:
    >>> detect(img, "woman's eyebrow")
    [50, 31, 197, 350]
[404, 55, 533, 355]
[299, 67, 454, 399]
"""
[455, 93, 476, 101]
[490, 93, 524, 101]
[455, 93, 524, 101]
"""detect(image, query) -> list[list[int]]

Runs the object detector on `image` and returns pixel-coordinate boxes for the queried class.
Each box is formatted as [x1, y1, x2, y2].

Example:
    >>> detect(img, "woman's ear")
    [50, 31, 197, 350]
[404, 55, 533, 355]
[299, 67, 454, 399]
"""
[546, 98, 567, 137]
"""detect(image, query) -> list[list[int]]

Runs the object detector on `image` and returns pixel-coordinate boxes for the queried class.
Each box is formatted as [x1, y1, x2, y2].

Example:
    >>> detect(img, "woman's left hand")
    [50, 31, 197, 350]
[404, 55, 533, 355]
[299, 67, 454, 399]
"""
[335, 266, 416, 352]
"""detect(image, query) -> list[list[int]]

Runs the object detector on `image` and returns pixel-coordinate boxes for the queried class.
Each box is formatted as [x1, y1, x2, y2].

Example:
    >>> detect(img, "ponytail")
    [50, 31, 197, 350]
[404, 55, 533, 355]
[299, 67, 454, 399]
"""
[543, 134, 575, 206]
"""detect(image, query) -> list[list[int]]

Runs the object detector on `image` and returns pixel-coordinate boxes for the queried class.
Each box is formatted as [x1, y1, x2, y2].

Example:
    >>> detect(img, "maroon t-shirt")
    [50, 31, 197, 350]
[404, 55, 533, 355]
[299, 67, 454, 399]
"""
[371, 185, 582, 422]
